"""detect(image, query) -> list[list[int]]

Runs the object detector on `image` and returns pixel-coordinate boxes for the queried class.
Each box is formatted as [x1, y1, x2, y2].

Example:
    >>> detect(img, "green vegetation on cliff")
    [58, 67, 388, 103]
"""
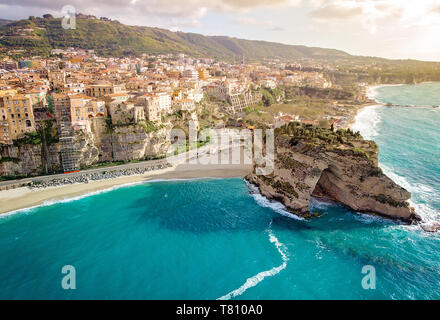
[0, 15, 350, 59]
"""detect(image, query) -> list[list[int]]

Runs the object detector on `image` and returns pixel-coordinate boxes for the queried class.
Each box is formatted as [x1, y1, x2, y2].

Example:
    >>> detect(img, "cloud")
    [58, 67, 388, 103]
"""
[308, 0, 440, 34]
[0, 0, 299, 28]
[268, 26, 286, 32]
[309, 4, 362, 20]
[233, 17, 273, 28]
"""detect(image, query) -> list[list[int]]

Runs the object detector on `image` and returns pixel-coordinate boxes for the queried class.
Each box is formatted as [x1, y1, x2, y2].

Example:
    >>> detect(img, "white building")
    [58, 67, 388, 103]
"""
[182, 68, 199, 80]
[157, 92, 172, 114]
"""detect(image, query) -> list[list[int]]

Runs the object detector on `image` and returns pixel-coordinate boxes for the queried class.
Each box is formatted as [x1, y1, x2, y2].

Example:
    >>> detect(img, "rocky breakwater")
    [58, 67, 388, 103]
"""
[246, 122, 421, 224]
[28, 162, 171, 189]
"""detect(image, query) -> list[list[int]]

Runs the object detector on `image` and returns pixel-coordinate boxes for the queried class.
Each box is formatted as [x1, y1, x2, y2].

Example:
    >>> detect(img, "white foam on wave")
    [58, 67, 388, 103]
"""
[309, 197, 334, 210]
[352, 105, 382, 140]
[354, 85, 439, 229]
[247, 182, 305, 221]
[380, 165, 440, 224]
[0, 180, 148, 219]
[217, 225, 289, 300]
[0, 177, 220, 219]
[352, 212, 391, 224]
[366, 86, 380, 100]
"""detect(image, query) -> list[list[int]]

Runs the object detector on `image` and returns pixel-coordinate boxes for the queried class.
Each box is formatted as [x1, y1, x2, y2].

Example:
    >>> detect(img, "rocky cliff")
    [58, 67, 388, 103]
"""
[246, 122, 420, 223]
[0, 118, 173, 177]
[88, 118, 171, 164]
[0, 143, 60, 177]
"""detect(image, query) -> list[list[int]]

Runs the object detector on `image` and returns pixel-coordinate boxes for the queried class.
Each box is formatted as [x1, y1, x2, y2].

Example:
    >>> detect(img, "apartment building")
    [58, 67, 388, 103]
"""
[87, 99, 107, 118]
[48, 70, 66, 89]
[0, 93, 36, 144]
[136, 94, 161, 123]
[85, 82, 126, 97]
[108, 102, 145, 125]
[156, 92, 172, 114]
[69, 94, 92, 128]
[182, 68, 199, 80]
[52, 93, 91, 129]
[172, 99, 195, 112]
[197, 69, 210, 80]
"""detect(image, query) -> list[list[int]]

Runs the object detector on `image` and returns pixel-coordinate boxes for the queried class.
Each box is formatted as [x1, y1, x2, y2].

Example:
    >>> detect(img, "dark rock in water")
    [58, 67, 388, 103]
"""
[421, 222, 440, 233]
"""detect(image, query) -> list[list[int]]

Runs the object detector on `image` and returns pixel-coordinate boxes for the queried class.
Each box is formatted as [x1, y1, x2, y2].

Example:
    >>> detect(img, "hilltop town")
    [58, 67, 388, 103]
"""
[0, 45, 372, 179]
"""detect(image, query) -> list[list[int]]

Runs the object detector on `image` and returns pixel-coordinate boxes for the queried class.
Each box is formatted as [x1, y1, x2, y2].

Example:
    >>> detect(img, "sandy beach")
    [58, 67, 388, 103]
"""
[347, 84, 387, 130]
[0, 155, 252, 216]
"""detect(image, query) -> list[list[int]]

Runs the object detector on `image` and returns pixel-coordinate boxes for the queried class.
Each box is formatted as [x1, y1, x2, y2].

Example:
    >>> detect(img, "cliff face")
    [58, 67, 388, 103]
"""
[0, 119, 172, 176]
[0, 143, 60, 176]
[246, 123, 420, 223]
[89, 118, 171, 163]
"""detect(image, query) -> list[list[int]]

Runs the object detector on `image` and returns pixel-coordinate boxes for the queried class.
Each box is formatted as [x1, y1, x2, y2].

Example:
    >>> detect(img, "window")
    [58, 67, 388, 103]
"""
[26, 120, 31, 127]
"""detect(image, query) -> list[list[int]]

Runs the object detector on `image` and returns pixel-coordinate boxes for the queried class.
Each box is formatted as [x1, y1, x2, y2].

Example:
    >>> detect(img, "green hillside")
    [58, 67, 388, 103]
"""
[0, 15, 349, 60]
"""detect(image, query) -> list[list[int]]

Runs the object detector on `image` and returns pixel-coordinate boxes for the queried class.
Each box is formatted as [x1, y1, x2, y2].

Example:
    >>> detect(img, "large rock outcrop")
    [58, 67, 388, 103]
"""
[246, 123, 420, 223]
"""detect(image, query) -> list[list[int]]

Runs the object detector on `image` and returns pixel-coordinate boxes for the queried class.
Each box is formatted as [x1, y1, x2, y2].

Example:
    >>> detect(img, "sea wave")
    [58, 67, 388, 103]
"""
[352, 212, 393, 225]
[352, 105, 381, 140]
[218, 224, 289, 300]
[354, 85, 439, 228]
[380, 165, 440, 223]
[309, 197, 334, 210]
[246, 182, 305, 221]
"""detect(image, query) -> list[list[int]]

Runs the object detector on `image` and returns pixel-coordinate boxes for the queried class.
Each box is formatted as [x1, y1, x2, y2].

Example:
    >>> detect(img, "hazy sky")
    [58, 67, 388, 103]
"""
[1, 0, 440, 61]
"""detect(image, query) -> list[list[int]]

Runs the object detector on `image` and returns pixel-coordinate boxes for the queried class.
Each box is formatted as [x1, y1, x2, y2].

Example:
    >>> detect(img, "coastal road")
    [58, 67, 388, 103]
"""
[0, 133, 251, 190]
[0, 158, 167, 190]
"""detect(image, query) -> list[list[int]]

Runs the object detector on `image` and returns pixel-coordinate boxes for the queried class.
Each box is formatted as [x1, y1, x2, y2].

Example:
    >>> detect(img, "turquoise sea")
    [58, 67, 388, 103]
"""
[0, 83, 439, 299]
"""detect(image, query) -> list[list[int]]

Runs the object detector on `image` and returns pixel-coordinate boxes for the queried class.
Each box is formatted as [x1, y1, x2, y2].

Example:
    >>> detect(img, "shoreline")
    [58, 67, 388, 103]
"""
[0, 83, 419, 218]
[0, 85, 386, 217]
[347, 84, 388, 131]
[0, 163, 252, 216]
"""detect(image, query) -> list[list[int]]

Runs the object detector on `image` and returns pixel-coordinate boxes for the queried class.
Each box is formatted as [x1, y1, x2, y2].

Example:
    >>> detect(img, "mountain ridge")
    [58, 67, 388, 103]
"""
[0, 14, 350, 60]
[0, 19, 14, 27]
